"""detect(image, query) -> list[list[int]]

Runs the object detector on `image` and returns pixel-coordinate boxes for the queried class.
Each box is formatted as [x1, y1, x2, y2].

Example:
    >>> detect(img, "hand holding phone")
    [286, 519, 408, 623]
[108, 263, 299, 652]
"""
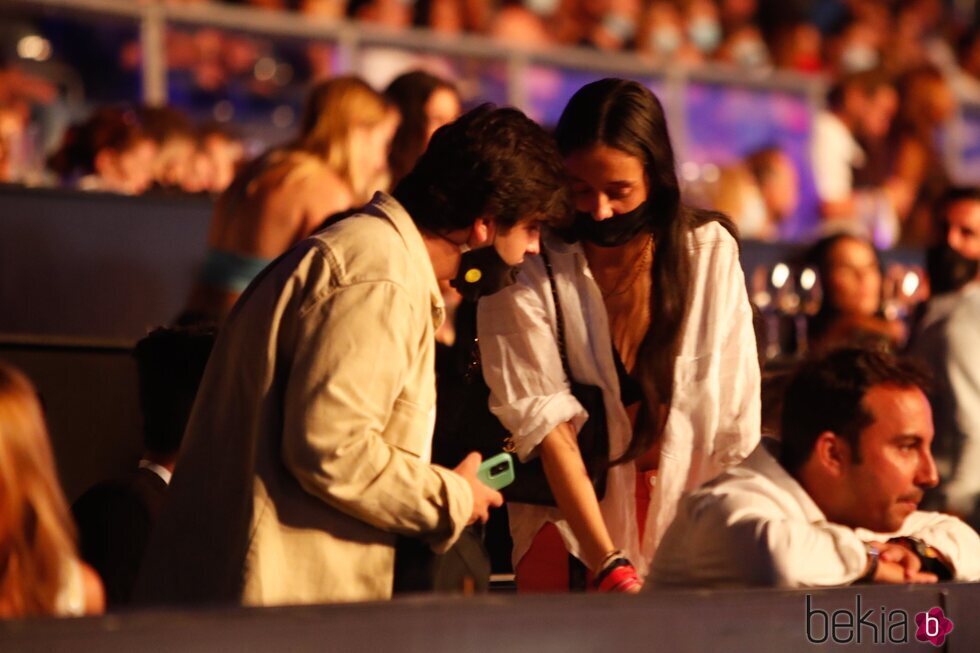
[477, 452, 515, 490]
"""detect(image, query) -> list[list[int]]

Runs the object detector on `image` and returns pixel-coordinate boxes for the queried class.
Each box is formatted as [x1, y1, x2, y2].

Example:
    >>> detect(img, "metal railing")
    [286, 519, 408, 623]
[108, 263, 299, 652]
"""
[5, 0, 979, 185]
[6, 0, 825, 109]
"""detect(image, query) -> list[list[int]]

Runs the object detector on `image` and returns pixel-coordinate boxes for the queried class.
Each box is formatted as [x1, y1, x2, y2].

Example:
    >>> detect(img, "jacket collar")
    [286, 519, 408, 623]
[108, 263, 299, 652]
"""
[363, 192, 445, 328]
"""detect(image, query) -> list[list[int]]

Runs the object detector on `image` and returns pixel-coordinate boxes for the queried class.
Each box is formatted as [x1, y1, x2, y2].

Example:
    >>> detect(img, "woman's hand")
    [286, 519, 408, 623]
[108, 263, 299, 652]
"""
[593, 551, 644, 593]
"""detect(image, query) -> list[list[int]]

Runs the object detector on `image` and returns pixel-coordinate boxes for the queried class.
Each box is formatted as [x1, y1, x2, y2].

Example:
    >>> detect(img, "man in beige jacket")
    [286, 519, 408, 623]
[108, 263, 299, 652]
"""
[136, 106, 571, 606]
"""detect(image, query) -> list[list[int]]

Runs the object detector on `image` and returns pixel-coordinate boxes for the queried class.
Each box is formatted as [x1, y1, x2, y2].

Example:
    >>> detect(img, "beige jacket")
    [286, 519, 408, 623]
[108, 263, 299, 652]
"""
[137, 193, 473, 606]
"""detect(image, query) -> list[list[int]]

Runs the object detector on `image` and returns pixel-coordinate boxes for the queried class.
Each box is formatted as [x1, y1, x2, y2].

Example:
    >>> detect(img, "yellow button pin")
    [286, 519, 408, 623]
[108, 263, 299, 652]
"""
[465, 268, 482, 283]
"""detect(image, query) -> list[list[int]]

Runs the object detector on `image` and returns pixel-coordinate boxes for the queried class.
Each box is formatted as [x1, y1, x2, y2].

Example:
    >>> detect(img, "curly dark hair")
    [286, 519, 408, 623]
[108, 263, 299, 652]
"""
[392, 104, 571, 233]
[779, 347, 931, 475]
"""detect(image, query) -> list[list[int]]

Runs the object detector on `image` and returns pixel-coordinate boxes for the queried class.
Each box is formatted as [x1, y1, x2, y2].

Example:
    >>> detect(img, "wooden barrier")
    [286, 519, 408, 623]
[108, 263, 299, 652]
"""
[0, 337, 142, 502]
[0, 184, 211, 342]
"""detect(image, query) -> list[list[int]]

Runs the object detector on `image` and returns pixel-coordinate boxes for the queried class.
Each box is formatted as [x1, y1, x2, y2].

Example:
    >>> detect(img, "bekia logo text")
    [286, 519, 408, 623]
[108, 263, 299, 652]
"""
[805, 595, 953, 646]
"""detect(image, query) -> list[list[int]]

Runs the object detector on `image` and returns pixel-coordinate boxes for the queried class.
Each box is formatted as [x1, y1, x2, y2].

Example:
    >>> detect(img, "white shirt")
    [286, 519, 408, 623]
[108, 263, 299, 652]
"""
[811, 111, 865, 204]
[809, 111, 900, 248]
[139, 459, 173, 485]
[650, 441, 980, 588]
[477, 222, 761, 574]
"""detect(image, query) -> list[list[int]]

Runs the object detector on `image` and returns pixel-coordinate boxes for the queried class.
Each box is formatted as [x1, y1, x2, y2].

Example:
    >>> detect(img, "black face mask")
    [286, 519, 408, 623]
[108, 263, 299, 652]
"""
[450, 243, 520, 302]
[573, 201, 651, 247]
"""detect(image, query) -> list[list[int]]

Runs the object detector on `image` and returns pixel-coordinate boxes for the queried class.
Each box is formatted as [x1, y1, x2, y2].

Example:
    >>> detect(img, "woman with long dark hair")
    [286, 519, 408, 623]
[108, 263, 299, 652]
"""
[384, 70, 461, 187]
[478, 78, 760, 591]
[805, 232, 905, 352]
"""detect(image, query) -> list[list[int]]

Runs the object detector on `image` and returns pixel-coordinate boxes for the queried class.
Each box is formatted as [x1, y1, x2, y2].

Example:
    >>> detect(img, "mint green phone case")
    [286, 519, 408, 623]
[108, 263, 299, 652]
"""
[477, 452, 515, 490]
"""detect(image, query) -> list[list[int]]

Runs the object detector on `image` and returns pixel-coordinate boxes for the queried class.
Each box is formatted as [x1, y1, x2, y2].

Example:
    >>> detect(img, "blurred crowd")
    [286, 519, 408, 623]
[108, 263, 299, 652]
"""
[142, 0, 980, 82]
[126, 0, 980, 83]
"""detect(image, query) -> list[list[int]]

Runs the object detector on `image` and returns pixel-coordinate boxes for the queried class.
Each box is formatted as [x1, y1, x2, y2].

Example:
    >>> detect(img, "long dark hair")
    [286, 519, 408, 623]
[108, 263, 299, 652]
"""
[385, 70, 459, 187]
[804, 233, 883, 344]
[554, 78, 735, 464]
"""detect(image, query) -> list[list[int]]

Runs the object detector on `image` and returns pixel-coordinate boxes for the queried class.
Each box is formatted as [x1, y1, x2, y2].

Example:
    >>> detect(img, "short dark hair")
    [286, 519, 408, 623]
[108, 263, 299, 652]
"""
[827, 69, 892, 111]
[134, 326, 215, 455]
[937, 186, 980, 220]
[926, 243, 980, 295]
[392, 104, 571, 233]
[779, 347, 931, 475]
[744, 146, 784, 184]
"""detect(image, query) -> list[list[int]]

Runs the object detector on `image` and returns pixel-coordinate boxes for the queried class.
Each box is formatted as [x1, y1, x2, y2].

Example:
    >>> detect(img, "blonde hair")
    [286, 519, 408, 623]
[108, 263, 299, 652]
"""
[0, 363, 78, 617]
[296, 76, 391, 201]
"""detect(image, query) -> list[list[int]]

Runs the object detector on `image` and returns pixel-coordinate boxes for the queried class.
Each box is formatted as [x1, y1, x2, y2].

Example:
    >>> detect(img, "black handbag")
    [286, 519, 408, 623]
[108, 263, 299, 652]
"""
[461, 249, 609, 506]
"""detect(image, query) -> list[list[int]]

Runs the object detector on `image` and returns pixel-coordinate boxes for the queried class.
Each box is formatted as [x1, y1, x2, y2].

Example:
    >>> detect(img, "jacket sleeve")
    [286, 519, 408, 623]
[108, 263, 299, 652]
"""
[476, 258, 588, 462]
[280, 279, 472, 552]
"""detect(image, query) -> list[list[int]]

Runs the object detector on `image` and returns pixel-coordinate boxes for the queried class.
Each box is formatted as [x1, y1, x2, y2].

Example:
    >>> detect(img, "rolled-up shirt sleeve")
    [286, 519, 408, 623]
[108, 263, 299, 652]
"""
[477, 260, 588, 462]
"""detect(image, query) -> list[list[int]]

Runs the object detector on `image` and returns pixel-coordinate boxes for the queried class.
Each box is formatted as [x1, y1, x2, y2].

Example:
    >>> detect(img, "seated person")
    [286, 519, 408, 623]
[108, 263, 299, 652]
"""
[650, 347, 980, 588]
[72, 326, 213, 607]
[805, 233, 906, 352]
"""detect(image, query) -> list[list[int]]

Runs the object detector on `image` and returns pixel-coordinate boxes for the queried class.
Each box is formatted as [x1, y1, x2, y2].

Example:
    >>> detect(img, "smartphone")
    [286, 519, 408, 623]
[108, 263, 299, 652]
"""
[477, 452, 515, 490]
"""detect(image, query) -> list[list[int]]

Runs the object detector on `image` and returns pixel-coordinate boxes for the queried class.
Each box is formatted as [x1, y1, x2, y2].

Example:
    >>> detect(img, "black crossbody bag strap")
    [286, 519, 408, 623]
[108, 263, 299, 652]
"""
[539, 248, 574, 382]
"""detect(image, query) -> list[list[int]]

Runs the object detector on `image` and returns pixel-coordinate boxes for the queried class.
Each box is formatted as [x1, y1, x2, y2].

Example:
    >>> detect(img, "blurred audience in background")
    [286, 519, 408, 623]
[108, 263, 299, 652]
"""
[197, 122, 246, 194]
[810, 70, 903, 248]
[383, 70, 461, 187]
[712, 145, 798, 241]
[2, 0, 977, 243]
[909, 187, 980, 532]
[47, 107, 157, 195]
[180, 75, 398, 324]
[804, 233, 906, 353]
[0, 362, 104, 618]
[43, 104, 244, 197]
[889, 65, 956, 246]
[138, 106, 202, 194]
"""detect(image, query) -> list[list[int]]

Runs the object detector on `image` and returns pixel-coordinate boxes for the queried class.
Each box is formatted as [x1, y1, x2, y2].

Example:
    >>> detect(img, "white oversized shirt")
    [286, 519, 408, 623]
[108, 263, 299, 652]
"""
[651, 441, 980, 588]
[477, 222, 761, 574]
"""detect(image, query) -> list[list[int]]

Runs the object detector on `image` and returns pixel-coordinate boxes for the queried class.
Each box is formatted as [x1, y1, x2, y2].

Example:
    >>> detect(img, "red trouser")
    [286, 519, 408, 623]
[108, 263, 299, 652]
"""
[514, 469, 656, 592]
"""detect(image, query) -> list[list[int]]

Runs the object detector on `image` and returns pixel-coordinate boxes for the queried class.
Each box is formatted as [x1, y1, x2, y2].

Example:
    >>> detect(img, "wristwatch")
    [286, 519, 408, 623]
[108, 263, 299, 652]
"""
[888, 536, 954, 581]
[860, 542, 880, 583]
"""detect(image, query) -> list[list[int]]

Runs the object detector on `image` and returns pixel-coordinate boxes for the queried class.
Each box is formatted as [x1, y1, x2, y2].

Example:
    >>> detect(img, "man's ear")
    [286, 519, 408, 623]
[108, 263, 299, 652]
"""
[469, 216, 494, 247]
[812, 431, 851, 477]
